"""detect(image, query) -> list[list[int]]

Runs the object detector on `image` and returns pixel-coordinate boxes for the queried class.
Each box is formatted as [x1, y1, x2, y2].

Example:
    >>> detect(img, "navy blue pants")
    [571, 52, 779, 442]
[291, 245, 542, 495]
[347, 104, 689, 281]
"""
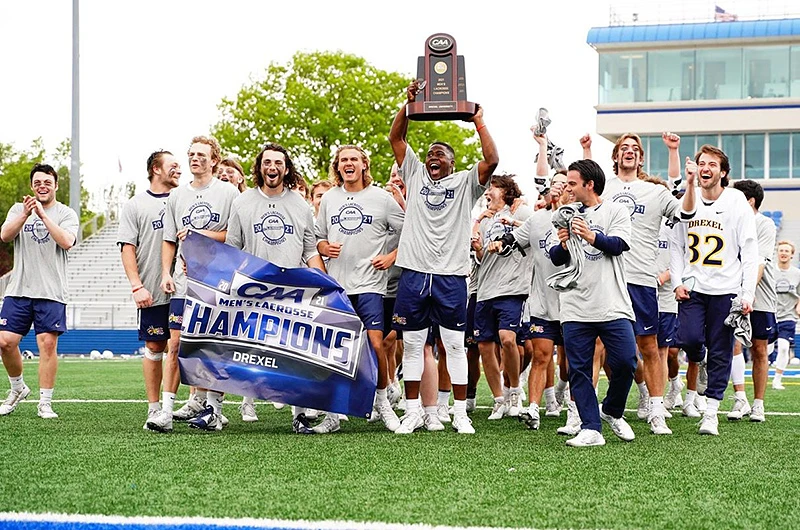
[677, 292, 735, 401]
[562, 319, 637, 432]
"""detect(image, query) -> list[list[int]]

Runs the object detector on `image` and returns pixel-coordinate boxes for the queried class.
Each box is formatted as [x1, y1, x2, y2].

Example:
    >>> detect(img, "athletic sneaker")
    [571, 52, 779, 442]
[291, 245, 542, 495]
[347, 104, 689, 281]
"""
[519, 387, 527, 404]
[387, 381, 402, 406]
[188, 406, 223, 431]
[649, 414, 672, 435]
[565, 429, 605, 447]
[436, 404, 451, 424]
[292, 413, 314, 434]
[698, 412, 719, 435]
[311, 413, 340, 434]
[695, 394, 707, 412]
[557, 402, 581, 436]
[555, 385, 570, 408]
[519, 404, 540, 430]
[240, 402, 258, 422]
[396, 410, 424, 434]
[143, 409, 161, 431]
[488, 400, 507, 420]
[664, 378, 684, 409]
[145, 409, 173, 433]
[600, 410, 635, 441]
[771, 380, 785, 390]
[662, 408, 673, 419]
[0, 384, 31, 415]
[305, 408, 320, 421]
[452, 413, 475, 434]
[172, 398, 205, 421]
[682, 401, 701, 418]
[750, 402, 765, 423]
[374, 400, 401, 432]
[220, 412, 229, 426]
[727, 397, 751, 420]
[507, 391, 522, 417]
[545, 400, 561, 417]
[397, 397, 407, 411]
[466, 398, 476, 413]
[637, 387, 650, 420]
[423, 411, 445, 431]
[37, 402, 58, 419]
[673, 392, 684, 409]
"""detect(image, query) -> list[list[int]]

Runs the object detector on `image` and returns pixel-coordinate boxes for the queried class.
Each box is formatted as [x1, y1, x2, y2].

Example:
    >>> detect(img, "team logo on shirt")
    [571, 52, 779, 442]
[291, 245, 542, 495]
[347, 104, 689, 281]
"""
[23, 219, 51, 244]
[610, 191, 645, 218]
[253, 211, 294, 246]
[331, 203, 373, 236]
[152, 208, 166, 230]
[776, 279, 794, 294]
[539, 229, 558, 258]
[483, 218, 511, 246]
[181, 201, 221, 230]
[420, 183, 455, 211]
[658, 240, 669, 249]
[581, 222, 605, 261]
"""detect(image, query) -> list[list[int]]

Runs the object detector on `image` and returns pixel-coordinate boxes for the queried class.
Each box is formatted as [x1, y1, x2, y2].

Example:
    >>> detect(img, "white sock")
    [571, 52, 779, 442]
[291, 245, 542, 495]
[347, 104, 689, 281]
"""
[206, 391, 224, 414]
[649, 396, 664, 416]
[731, 354, 746, 385]
[753, 398, 764, 408]
[437, 390, 450, 407]
[9, 375, 24, 392]
[406, 397, 422, 414]
[452, 399, 467, 416]
[148, 402, 160, 413]
[637, 381, 648, 395]
[510, 386, 522, 396]
[375, 388, 388, 405]
[735, 390, 747, 402]
[773, 373, 783, 385]
[242, 396, 255, 405]
[424, 405, 437, 416]
[194, 390, 207, 403]
[39, 388, 53, 404]
[543, 387, 556, 407]
[494, 395, 505, 405]
[555, 377, 568, 392]
[706, 398, 720, 415]
[162, 392, 176, 413]
[686, 389, 697, 405]
[502, 385, 510, 400]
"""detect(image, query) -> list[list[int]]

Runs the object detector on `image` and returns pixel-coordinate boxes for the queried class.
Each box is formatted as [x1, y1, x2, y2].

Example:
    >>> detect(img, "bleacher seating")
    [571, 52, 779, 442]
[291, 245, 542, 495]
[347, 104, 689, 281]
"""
[762, 210, 783, 231]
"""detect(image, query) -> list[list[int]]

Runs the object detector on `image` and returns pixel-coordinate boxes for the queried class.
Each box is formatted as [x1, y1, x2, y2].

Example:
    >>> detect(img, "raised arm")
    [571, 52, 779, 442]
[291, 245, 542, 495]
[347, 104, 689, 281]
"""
[389, 81, 420, 169]
[580, 134, 593, 160]
[533, 132, 548, 177]
[663, 132, 681, 180]
[681, 156, 697, 216]
[466, 105, 499, 186]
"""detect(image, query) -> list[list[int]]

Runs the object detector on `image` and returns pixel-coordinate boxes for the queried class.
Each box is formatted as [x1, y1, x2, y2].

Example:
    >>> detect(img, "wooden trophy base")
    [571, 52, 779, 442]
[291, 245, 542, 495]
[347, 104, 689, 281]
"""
[407, 101, 478, 122]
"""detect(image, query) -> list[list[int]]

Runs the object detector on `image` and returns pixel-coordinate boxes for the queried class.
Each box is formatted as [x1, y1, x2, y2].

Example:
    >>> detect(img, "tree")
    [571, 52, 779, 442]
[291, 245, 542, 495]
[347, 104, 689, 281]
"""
[212, 51, 481, 185]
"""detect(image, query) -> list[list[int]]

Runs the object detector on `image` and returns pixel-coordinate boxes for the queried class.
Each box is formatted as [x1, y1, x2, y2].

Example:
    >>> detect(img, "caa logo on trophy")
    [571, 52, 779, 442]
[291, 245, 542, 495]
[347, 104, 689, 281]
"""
[406, 33, 478, 121]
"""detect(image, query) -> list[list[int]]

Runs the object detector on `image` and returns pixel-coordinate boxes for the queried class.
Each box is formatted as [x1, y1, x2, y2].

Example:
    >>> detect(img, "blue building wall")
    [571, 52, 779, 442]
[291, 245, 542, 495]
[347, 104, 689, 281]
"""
[19, 329, 142, 355]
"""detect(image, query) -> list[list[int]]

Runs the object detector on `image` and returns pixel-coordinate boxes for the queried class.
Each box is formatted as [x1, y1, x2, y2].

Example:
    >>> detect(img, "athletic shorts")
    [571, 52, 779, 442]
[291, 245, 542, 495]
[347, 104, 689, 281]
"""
[474, 295, 526, 343]
[529, 316, 563, 346]
[168, 298, 185, 331]
[627, 284, 658, 336]
[348, 293, 384, 332]
[657, 312, 678, 348]
[383, 296, 396, 337]
[138, 304, 170, 342]
[751, 310, 777, 343]
[0, 296, 66, 336]
[517, 320, 533, 345]
[393, 270, 467, 331]
[465, 293, 478, 347]
[777, 320, 796, 345]
[426, 324, 441, 347]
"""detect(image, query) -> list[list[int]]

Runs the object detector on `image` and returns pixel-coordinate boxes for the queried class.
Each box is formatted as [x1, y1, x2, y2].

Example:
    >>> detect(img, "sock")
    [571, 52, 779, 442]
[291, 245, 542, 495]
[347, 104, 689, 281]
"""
[555, 377, 568, 392]
[669, 375, 680, 384]
[194, 390, 207, 403]
[735, 390, 747, 402]
[637, 381, 648, 395]
[376, 388, 388, 404]
[502, 385, 510, 400]
[148, 401, 160, 413]
[510, 386, 522, 396]
[162, 392, 176, 413]
[39, 388, 53, 404]
[206, 391, 224, 414]
[753, 398, 764, 409]
[243, 396, 255, 405]
[494, 395, 505, 405]
[773, 373, 783, 385]
[452, 399, 467, 416]
[686, 389, 697, 406]
[406, 397, 422, 414]
[649, 396, 664, 417]
[424, 405, 437, 416]
[706, 397, 720, 415]
[9, 375, 24, 392]
[437, 390, 450, 407]
[731, 354, 746, 385]
[544, 387, 556, 407]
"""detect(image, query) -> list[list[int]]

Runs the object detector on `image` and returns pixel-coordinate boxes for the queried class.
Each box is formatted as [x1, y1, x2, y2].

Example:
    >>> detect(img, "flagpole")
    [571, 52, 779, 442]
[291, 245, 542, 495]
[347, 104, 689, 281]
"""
[70, 0, 81, 222]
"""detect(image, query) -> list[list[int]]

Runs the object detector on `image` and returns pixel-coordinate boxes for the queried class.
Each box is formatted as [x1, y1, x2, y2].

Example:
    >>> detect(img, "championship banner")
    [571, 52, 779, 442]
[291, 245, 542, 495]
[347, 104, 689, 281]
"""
[178, 231, 377, 418]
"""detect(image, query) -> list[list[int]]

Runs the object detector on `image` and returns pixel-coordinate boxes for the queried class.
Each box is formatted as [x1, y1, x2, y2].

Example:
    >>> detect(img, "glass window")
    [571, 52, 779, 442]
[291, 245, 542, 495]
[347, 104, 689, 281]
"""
[745, 134, 765, 179]
[696, 48, 742, 100]
[793, 133, 800, 178]
[696, 135, 719, 149]
[647, 50, 695, 102]
[769, 133, 790, 179]
[682, 135, 697, 156]
[599, 52, 647, 104]
[647, 136, 669, 179]
[722, 134, 744, 180]
[791, 46, 800, 98]
[744, 46, 790, 98]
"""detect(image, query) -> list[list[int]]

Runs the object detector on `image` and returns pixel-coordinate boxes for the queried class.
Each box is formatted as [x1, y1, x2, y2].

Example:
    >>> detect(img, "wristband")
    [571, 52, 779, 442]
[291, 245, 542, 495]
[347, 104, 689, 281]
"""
[476, 123, 486, 132]
[132, 285, 144, 293]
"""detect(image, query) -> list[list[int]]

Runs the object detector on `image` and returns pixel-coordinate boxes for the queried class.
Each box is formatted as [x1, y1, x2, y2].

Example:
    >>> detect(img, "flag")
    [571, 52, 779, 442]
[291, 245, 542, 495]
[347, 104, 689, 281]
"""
[714, 5, 738, 22]
[178, 231, 378, 418]
[118, 156, 123, 174]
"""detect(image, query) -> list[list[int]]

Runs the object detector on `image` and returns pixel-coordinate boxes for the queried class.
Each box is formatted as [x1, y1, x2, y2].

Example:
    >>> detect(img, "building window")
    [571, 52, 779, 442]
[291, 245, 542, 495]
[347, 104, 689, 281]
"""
[744, 46, 790, 98]
[647, 50, 695, 102]
[599, 52, 647, 104]
[646, 136, 669, 179]
[792, 133, 800, 178]
[770, 133, 791, 178]
[745, 134, 765, 179]
[696, 135, 719, 149]
[722, 135, 744, 180]
[791, 46, 800, 98]
[697, 48, 743, 100]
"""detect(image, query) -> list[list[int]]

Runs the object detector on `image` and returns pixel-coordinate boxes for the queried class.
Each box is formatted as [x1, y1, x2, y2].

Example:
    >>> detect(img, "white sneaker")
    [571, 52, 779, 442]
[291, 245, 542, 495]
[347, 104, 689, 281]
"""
[397, 397, 407, 411]
[544, 400, 561, 417]
[750, 402, 765, 422]
[145, 409, 173, 433]
[305, 408, 320, 421]
[143, 408, 160, 431]
[0, 384, 31, 415]
[487, 400, 507, 420]
[507, 391, 522, 417]
[698, 412, 719, 435]
[272, 401, 286, 410]
[682, 401, 701, 418]
[387, 381, 402, 406]
[396, 410, 424, 434]
[695, 394, 707, 412]
[555, 385, 570, 408]
[519, 404, 540, 430]
[637, 387, 650, 420]
[727, 397, 751, 420]
[664, 378, 684, 409]
[311, 413, 341, 434]
[600, 410, 635, 441]
[436, 404, 451, 424]
[557, 402, 581, 436]
[220, 412, 229, 426]
[649, 414, 672, 435]
[673, 392, 684, 408]
[466, 397, 476, 412]
[423, 411, 445, 431]
[452, 413, 475, 434]
[172, 398, 205, 421]
[188, 406, 223, 431]
[566, 429, 605, 447]
[240, 402, 258, 422]
[771, 380, 785, 390]
[37, 402, 59, 419]
[375, 400, 401, 432]
[519, 387, 527, 404]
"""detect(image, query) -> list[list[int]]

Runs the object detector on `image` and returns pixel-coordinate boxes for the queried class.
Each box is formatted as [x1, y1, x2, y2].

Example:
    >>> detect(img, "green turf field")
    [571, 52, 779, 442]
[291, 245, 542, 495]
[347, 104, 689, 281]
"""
[1, 358, 798, 529]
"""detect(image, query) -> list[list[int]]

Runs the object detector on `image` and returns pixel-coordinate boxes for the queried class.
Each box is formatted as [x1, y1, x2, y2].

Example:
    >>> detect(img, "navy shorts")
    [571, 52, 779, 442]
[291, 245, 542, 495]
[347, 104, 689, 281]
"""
[529, 316, 563, 346]
[517, 320, 533, 345]
[751, 310, 777, 343]
[348, 293, 384, 332]
[138, 304, 170, 342]
[657, 312, 678, 348]
[169, 298, 185, 331]
[777, 320, 796, 345]
[465, 293, 478, 346]
[627, 284, 658, 336]
[383, 297, 396, 337]
[426, 324, 441, 347]
[474, 295, 526, 343]
[0, 296, 66, 336]
[393, 270, 468, 331]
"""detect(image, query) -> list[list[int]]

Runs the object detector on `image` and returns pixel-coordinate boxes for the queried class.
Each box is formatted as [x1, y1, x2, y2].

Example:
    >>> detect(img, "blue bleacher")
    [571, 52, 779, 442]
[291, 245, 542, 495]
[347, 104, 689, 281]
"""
[762, 210, 783, 230]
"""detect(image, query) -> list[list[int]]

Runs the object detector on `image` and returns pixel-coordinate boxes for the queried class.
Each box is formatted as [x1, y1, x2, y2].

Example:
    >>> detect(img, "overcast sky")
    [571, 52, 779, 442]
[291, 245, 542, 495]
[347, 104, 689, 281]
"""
[2, 0, 628, 208]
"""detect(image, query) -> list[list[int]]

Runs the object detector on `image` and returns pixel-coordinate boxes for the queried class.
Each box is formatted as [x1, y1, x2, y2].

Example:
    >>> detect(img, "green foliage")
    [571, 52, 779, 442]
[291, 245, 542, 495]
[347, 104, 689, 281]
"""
[212, 51, 480, 186]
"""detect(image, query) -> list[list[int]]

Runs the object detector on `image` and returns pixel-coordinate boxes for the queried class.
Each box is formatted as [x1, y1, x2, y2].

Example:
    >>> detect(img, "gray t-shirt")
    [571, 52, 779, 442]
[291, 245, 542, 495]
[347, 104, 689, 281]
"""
[603, 177, 681, 288]
[396, 145, 486, 276]
[3, 201, 79, 304]
[163, 178, 238, 296]
[753, 212, 777, 313]
[315, 185, 404, 296]
[385, 226, 402, 298]
[514, 207, 561, 322]
[556, 201, 635, 323]
[226, 187, 318, 269]
[476, 205, 533, 302]
[117, 191, 171, 307]
[656, 219, 678, 314]
[775, 266, 800, 322]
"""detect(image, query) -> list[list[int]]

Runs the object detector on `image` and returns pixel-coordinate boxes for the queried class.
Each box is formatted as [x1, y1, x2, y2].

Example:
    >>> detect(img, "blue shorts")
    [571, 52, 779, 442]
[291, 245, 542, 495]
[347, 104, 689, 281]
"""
[474, 295, 525, 343]
[517, 320, 533, 345]
[393, 270, 467, 332]
[751, 310, 777, 343]
[529, 316, 563, 346]
[138, 304, 170, 342]
[465, 293, 478, 346]
[0, 296, 66, 336]
[348, 293, 384, 332]
[657, 312, 678, 348]
[627, 284, 658, 336]
[383, 297, 396, 337]
[169, 298, 185, 331]
[777, 320, 796, 345]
